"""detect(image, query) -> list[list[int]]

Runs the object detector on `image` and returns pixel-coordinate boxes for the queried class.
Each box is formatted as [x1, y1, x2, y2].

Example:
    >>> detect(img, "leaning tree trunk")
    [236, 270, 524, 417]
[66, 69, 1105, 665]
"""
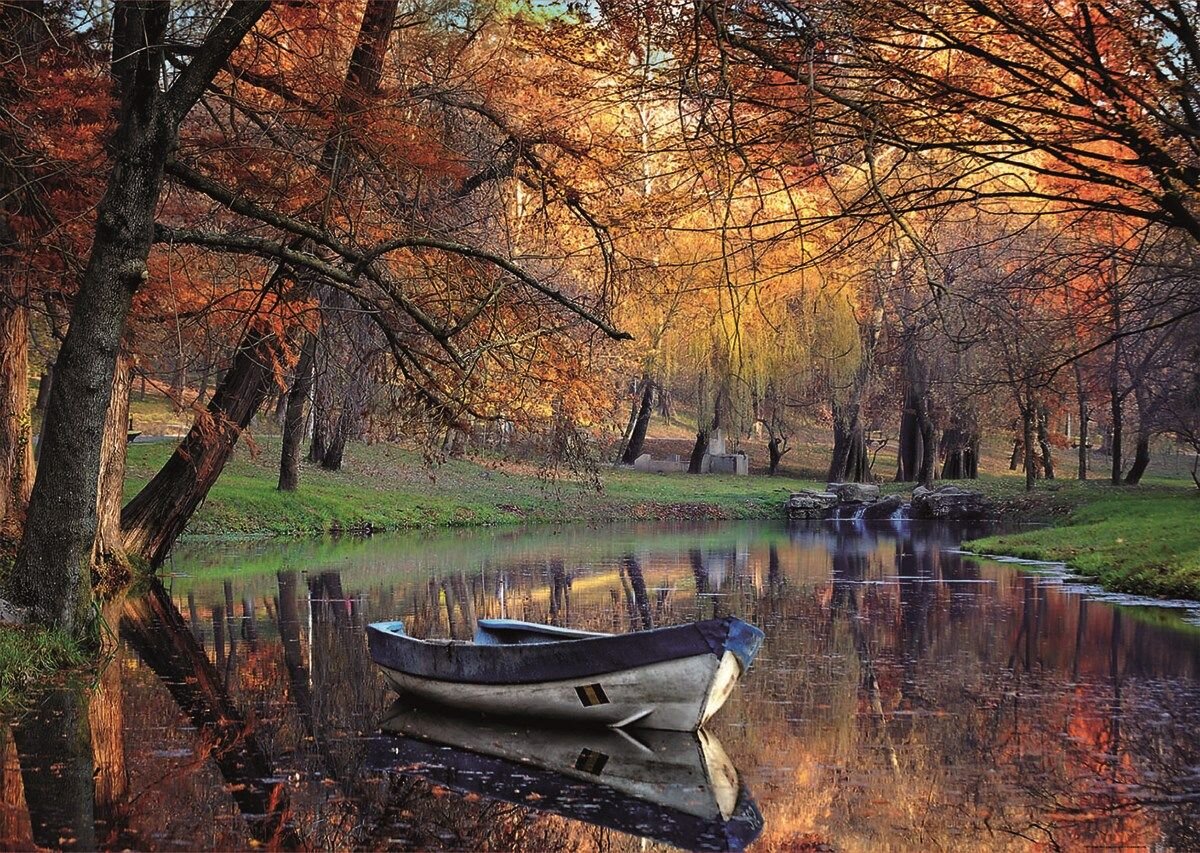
[767, 436, 785, 475]
[94, 353, 131, 575]
[1124, 431, 1151, 485]
[278, 332, 316, 492]
[620, 377, 654, 465]
[122, 325, 281, 567]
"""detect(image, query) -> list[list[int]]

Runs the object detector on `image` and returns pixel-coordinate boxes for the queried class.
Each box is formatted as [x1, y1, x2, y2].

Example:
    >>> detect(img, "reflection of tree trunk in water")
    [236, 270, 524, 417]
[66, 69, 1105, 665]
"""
[120, 582, 299, 846]
[1110, 610, 1122, 752]
[0, 728, 33, 847]
[277, 571, 314, 731]
[187, 591, 202, 645]
[1072, 598, 1088, 683]
[11, 685, 96, 851]
[549, 560, 569, 626]
[212, 605, 226, 666]
[241, 597, 258, 644]
[689, 548, 720, 620]
[89, 631, 131, 847]
[620, 555, 653, 630]
[767, 544, 782, 594]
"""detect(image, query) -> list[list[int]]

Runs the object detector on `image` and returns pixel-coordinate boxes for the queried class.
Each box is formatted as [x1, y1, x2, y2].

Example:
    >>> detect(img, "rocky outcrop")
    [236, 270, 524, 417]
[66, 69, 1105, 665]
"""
[861, 494, 906, 519]
[786, 490, 840, 519]
[911, 485, 990, 520]
[827, 482, 880, 503]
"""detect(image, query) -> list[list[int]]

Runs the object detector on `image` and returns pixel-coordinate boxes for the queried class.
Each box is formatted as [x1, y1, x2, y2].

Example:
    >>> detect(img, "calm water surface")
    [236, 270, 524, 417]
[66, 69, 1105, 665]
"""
[4, 520, 1200, 851]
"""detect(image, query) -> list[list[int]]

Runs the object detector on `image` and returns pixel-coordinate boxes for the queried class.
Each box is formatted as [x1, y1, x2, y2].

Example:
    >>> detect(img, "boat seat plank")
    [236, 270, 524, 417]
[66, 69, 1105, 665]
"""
[474, 619, 612, 645]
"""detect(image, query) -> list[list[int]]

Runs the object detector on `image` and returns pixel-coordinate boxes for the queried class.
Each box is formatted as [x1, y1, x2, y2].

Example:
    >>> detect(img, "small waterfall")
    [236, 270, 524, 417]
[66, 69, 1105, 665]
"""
[852, 504, 869, 520]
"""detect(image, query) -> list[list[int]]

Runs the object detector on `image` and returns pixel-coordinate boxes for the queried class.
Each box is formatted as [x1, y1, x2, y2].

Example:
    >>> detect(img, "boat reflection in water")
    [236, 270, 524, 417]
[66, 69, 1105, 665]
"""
[369, 703, 764, 851]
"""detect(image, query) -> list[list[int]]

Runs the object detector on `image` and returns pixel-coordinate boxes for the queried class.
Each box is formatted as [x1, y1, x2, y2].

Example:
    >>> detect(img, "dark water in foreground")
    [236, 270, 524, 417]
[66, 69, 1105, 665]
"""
[4, 520, 1200, 851]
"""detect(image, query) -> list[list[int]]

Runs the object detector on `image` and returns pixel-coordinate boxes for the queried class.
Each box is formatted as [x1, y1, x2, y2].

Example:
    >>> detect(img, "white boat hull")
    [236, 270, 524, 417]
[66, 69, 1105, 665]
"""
[379, 649, 744, 731]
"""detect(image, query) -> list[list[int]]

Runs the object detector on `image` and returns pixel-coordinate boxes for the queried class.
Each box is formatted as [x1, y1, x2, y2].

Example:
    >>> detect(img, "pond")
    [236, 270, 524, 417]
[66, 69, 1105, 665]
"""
[3, 519, 1200, 851]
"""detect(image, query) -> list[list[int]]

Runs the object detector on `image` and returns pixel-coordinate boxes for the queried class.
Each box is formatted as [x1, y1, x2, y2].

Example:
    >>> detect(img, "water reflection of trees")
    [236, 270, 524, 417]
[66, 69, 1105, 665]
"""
[3, 522, 1200, 850]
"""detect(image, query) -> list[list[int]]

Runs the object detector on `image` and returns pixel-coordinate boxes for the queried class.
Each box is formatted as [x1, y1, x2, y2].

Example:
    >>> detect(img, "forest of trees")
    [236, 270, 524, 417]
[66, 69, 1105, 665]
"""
[0, 0, 1197, 635]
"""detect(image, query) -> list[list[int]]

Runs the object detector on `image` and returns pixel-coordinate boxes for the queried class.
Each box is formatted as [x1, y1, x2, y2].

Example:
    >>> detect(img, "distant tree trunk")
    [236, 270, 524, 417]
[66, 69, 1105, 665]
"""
[34, 363, 52, 410]
[656, 386, 673, 424]
[767, 436, 785, 475]
[1124, 431, 1151, 485]
[940, 427, 979, 479]
[94, 353, 131, 572]
[1075, 364, 1088, 480]
[620, 377, 654, 465]
[687, 428, 708, 474]
[122, 324, 281, 568]
[278, 332, 316, 492]
[1037, 404, 1055, 480]
[828, 402, 869, 483]
[1021, 394, 1037, 492]
[1110, 383, 1124, 485]
[1009, 434, 1022, 471]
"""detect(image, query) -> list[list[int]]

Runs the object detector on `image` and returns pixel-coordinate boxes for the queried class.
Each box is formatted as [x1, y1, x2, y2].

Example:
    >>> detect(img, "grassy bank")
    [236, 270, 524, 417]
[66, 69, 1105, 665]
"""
[124, 439, 823, 536]
[0, 625, 87, 708]
[966, 489, 1200, 599]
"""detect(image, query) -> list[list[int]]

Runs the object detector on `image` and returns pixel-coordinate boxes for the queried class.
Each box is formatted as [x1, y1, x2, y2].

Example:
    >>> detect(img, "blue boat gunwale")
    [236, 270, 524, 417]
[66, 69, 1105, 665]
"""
[367, 615, 764, 686]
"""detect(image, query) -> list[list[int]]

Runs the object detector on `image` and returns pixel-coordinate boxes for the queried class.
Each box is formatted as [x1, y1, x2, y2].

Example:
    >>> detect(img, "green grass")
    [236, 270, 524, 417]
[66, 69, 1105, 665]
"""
[0, 625, 88, 708]
[967, 489, 1200, 599]
[124, 438, 822, 537]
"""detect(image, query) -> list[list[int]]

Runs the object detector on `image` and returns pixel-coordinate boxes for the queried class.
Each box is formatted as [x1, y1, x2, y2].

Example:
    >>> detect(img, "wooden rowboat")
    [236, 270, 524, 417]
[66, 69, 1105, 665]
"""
[367, 702, 764, 851]
[366, 615, 764, 731]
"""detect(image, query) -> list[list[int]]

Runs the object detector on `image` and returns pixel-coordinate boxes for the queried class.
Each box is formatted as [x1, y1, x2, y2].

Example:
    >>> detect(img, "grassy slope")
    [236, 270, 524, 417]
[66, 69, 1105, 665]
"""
[967, 489, 1200, 599]
[123, 438, 820, 536]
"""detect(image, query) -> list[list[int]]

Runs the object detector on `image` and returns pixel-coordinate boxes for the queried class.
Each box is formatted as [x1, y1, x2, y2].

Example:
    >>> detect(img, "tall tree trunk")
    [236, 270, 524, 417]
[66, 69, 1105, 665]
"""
[94, 353, 131, 573]
[122, 324, 281, 567]
[620, 377, 654, 465]
[0, 299, 32, 538]
[0, 3, 43, 539]
[278, 332, 316, 492]
[9, 2, 268, 634]
[1075, 364, 1088, 480]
